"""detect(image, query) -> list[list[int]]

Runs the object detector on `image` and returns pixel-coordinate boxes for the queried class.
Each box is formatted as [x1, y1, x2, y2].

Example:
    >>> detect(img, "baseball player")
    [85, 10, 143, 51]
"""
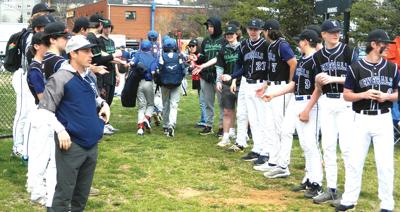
[334, 29, 397, 212]
[147, 30, 163, 126]
[11, 9, 54, 157]
[261, 30, 323, 197]
[223, 18, 269, 162]
[130, 40, 158, 135]
[25, 32, 52, 206]
[253, 19, 297, 168]
[214, 24, 240, 147]
[193, 17, 224, 136]
[158, 38, 186, 137]
[301, 19, 359, 204]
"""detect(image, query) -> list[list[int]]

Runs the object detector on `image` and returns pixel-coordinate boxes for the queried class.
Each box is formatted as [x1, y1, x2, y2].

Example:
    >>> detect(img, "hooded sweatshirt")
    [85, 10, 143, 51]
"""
[199, 17, 224, 83]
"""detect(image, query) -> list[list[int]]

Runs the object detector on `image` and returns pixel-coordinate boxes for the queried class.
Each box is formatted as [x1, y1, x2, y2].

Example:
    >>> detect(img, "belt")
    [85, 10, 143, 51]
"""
[355, 108, 390, 115]
[325, 93, 341, 98]
[295, 95, 311, 101]
[267, 81, 285, 86]
[246, 78, 264, 84]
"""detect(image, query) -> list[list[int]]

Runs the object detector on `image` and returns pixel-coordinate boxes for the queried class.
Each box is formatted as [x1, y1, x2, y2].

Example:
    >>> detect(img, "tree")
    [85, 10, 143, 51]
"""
[350, 0, 400, 44]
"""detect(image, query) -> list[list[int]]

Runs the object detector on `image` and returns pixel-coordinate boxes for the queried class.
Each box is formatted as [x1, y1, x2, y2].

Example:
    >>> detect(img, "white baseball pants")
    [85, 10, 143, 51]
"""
[235, 77, 249, 148]
[341, 112, 394, 210]
[137, 80, 155, 123]
[161, 86, 181, 128]
[319, 94, 353, 189]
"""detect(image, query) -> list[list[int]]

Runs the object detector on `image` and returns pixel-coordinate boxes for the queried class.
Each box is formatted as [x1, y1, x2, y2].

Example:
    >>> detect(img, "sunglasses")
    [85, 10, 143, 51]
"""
[188, 45, 196, 48]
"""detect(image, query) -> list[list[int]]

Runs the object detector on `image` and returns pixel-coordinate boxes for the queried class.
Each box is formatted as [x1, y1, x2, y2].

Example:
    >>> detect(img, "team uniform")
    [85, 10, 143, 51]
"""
[232, 37, 269, 161]
[12, 31, 36, 156]
[43, 52, 66, 80]
[256, 37, 295, 168]
[264, 53, 323, 188]
[26, 59, 56, 207]
[130, 44, 158, 135]
[340, 58, 398, 211]
[312, 42, 358, 201]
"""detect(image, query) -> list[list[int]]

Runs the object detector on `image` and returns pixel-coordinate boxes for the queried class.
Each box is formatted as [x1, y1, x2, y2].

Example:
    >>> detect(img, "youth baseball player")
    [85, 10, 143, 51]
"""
[130, 40, 158, 135]
[335, 29, 397, 212]
[224, 18, 270, 162]
[301, 19, 359, 204]
[254, 19, 297, 168]
[261, 30, 323, 198]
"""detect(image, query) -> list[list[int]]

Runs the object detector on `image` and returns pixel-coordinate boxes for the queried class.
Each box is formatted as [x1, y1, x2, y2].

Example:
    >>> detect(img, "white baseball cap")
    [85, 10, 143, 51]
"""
[65, 35, 96, 54]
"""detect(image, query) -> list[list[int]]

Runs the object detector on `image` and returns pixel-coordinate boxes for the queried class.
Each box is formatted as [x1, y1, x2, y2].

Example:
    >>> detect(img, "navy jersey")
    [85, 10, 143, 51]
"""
[27, 59, 45, 105]
[345, 58, 398, 111]
[267, 38, 295, 82]
[236, 38, 269, 80]
[292, 54, 316, 96]
[43, 52, 66, 80]
[313, 43, 357, 94]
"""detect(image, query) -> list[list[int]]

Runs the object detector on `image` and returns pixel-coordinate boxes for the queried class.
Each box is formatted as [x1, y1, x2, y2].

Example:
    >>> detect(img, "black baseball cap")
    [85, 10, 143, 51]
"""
[31, 15, 52, 29]
[247, 18, 264, 30]
[100, 19, 112, 28]
[225, 24, 238, 34]
[188, 39, 198, 46]
[228, 20, 240, 28]
[31, 32, 45, 45]
[44, 22, 70, 38]
[89, 14, 104, 28]
[73, 17, 90, 33]
[367, 29, 395, 44]
[321, 19, 342, 33]
[305, 25, 322, 38]
[294, 29, 320, 43]
[264, 19, 280, 30]
[32, 3, 55, 15]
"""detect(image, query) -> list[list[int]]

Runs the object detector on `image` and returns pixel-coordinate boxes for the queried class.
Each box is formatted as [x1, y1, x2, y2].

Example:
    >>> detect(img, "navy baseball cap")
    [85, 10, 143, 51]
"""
[73, 17, 90, 33]
[32, 3, 55, 15]
[321, 19, 342, 33]
[367, 29, 395, 44]
[31, 15, 52, 29]
[44, 22, 70, 38]
[225, 24, 238, 34]
[247, 19, 264, 30]
[264, 19, 280, 30]
[294, 29, 320, 43]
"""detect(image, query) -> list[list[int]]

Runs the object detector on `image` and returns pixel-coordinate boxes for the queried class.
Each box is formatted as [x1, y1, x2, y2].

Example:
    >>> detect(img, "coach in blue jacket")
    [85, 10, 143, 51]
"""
[38, 35, 110, 212]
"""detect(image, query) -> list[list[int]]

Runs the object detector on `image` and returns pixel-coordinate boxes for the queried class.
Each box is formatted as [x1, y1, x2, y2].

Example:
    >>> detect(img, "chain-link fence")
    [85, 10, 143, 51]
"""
[0, 57, 15, 138]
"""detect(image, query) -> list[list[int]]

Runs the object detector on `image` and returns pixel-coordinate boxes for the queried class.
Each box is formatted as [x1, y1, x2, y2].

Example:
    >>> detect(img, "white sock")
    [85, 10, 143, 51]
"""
[223, 132, 229, 140]
[229, 128, 235, 135]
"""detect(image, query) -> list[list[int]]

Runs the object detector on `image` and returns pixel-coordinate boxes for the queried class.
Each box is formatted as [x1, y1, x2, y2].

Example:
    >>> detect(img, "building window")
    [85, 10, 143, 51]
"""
[27, 12, 30, 15]
[125, 11, 136, 20]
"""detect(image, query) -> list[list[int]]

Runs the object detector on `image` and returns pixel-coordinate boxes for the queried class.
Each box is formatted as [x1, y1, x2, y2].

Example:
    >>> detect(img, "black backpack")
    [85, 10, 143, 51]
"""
[4, 28, 30, 72]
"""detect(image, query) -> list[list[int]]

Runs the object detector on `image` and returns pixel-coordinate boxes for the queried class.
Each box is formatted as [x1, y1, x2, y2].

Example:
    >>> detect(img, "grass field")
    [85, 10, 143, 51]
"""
[0, 84, 399, 211]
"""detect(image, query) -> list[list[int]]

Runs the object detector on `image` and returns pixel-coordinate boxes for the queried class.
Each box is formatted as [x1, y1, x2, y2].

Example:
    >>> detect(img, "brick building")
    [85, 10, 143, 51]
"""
[66, 0, 206, 40]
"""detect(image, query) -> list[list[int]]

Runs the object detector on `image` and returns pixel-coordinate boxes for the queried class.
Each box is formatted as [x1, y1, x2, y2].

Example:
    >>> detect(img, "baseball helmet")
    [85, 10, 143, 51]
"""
[147, 30, 159, 40]
[163, 38, 177, 49]
[140, 40, 152, 51]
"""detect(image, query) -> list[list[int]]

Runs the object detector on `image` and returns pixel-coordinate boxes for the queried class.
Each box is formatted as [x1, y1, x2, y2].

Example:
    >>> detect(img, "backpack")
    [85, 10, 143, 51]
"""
[4, 28, 30, 72]
[160, 52, 185, 87]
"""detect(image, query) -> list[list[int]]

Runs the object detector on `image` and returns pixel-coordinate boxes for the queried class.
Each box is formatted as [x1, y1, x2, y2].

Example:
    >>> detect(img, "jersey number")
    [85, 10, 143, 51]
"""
[256, 61, 266, 71]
